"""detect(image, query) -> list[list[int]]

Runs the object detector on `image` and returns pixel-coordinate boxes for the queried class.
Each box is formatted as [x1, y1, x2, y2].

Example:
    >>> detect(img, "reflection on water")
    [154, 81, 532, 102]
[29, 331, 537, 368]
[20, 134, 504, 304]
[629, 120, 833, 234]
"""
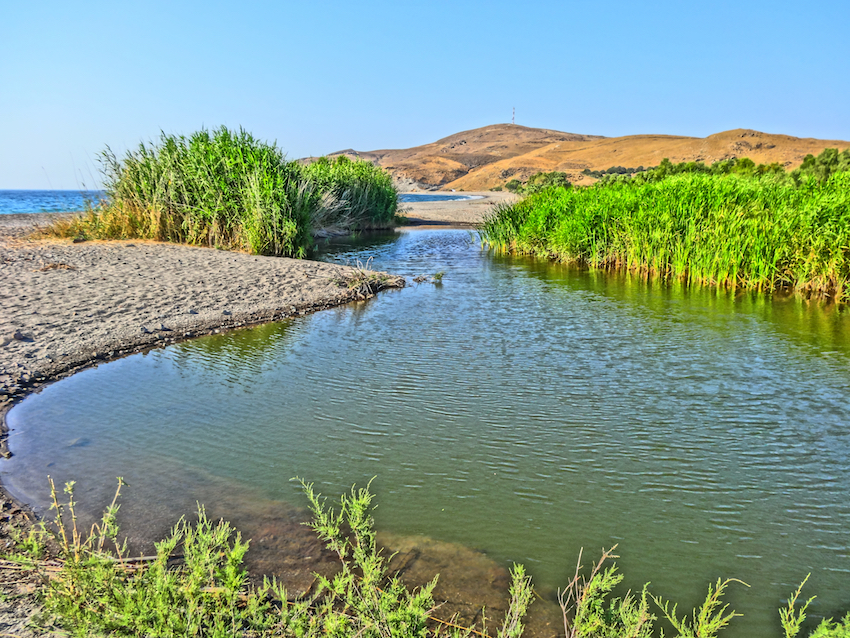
[5, 229, 850, 637]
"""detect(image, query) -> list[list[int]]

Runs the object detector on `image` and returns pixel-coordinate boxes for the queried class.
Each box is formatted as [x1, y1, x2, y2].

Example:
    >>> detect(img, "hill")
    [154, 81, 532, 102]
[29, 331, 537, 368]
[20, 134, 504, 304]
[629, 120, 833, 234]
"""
[322, 124, 850, 190]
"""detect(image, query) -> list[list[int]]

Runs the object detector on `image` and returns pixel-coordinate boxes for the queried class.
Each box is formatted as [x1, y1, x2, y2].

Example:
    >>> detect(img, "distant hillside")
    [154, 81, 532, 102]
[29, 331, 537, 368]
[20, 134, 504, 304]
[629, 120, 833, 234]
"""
[318, 124, 850, 191]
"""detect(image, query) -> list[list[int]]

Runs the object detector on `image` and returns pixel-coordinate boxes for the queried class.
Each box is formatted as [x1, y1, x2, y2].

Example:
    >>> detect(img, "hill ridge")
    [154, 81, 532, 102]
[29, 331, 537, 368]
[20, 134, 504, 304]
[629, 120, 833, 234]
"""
[319, 123, 850, 190]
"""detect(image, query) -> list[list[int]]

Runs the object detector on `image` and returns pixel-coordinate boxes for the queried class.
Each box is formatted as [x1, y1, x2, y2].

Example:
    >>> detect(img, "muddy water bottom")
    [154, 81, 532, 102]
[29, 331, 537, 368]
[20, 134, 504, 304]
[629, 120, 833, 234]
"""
[5, 228, 850, 638]
[5, 453, 559, 635]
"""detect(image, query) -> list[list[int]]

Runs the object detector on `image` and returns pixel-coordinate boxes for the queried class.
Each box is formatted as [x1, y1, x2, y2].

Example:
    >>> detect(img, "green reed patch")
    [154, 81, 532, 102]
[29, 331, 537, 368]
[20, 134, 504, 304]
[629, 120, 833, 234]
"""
[45, 127, 398, 258]
[481, 171, 850, 302]
[304, 156, 399, 231]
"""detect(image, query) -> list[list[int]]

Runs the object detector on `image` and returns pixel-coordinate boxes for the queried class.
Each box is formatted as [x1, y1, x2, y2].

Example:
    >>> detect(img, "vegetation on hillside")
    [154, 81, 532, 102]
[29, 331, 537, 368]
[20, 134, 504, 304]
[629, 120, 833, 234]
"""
[500, 148, 850, 193]
[592, 147, 850, 187]
[44, 127, 398, 257]
[4, 479, 849, 637]
[505, 172, 572, 194]
[483, 151, 850, 302]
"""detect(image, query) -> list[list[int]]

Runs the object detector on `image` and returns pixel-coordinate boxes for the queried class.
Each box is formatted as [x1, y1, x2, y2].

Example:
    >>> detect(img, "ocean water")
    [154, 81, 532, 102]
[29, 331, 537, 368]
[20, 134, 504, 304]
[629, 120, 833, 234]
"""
[0, 190, 105, 215]
[0, 190, 470, 213]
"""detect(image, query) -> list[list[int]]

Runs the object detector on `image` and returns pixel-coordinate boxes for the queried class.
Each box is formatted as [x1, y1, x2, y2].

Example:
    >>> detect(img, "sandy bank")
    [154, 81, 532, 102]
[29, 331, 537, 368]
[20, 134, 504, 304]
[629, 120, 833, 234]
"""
[398, 190, 516, 225]
[0, 217, 403, 452]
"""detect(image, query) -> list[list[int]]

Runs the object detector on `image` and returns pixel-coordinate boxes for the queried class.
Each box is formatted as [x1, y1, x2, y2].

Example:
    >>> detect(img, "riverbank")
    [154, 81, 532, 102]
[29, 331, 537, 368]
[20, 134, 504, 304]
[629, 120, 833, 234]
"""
[0, 215, 406, 634]
[398, 190, 515, 225]
[0, 212, 565, 638]
[0, 215, 404, 429]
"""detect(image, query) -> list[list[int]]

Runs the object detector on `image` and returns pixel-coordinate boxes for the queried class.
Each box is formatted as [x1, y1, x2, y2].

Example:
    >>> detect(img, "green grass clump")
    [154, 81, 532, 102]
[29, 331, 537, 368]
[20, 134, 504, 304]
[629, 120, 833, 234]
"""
[7, 478, 849, 637]
[21, 477, 532, 638]
[481, 171, 850, 302]
[47, 127, 397, 257]
[304, 155, 399, 230]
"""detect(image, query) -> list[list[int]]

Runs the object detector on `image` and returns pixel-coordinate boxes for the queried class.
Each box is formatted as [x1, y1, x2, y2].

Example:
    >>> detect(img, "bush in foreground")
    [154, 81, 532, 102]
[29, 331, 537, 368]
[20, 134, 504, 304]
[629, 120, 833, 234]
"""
[6, 478, 849, 637]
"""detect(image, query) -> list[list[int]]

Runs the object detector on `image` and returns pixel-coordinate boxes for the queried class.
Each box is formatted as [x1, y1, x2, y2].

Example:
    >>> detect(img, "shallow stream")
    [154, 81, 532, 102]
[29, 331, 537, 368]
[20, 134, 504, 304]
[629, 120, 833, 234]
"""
[5, 228, 850, 636]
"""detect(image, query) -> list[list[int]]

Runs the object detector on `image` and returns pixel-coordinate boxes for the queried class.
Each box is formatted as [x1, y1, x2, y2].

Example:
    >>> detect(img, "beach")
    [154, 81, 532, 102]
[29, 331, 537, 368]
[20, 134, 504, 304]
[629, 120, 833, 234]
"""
[1, 219, 405, 415]
[398, 190, 515, 225]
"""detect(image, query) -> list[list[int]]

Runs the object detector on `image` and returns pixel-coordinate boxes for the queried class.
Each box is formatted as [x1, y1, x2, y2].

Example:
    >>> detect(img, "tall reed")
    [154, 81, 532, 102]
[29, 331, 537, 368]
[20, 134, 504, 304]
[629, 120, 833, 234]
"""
[304, 155, 398, 230]
[47, 127, 398, 257]
[481, 172, 850, 302]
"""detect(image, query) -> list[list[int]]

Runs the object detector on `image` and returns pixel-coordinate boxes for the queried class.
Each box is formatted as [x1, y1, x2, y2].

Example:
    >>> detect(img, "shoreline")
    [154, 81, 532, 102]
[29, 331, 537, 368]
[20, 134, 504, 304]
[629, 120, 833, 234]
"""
[0, 194, 562, 637]
[0, 216, 408, 635]
[0, 192, 513, 455]
[398, 190, 515, 225]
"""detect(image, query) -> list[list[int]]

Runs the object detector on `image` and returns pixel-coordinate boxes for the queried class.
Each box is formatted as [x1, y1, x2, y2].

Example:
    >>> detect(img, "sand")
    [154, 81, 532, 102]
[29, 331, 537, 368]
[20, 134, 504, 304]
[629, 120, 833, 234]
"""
[0, 215, 404, 445]
[398, 190, 516, 225]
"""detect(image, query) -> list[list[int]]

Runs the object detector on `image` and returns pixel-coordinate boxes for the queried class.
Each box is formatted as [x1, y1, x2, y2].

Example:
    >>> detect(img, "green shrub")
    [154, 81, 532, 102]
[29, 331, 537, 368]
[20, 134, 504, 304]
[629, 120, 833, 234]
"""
[45, 127, 398, 257]
[8, 478, 848, 637]
[481, 171, 850, 302]
[303, 155, 398, 229]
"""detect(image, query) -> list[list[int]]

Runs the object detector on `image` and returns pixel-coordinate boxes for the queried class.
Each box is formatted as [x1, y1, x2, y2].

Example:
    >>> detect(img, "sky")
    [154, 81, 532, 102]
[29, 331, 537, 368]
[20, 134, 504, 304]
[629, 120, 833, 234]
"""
[2, 0, 849, 189]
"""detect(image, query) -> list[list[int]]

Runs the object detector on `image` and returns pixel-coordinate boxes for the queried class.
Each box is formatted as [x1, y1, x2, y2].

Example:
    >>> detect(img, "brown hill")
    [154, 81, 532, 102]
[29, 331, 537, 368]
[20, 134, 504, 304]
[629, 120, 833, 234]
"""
[325, 124, 850, 190]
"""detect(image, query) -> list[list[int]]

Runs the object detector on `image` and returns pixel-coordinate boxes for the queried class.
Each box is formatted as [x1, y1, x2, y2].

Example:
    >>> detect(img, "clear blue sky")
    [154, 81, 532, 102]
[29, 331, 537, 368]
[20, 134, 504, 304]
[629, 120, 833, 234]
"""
[2, 0, 849, 189]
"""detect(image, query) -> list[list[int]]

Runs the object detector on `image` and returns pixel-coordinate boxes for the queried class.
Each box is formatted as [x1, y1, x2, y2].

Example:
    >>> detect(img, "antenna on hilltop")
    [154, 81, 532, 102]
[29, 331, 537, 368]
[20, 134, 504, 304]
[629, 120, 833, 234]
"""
[512, 107, 515, 125]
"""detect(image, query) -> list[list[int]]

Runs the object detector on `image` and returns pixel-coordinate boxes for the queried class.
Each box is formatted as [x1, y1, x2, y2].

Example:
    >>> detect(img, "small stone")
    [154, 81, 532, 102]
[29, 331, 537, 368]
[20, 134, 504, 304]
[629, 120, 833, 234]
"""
[140, 326, 151, 334]
[159, 324, 171, 332]
[188, 309, 198, 315]
[12, 329, 31, 342]
[222, 310, 232, 316]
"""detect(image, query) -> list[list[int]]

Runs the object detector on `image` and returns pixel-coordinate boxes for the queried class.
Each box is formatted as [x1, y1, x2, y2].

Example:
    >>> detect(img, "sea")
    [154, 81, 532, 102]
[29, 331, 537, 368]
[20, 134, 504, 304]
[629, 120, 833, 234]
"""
[0, 190, 474, 214]
[0, 190, 105, 215]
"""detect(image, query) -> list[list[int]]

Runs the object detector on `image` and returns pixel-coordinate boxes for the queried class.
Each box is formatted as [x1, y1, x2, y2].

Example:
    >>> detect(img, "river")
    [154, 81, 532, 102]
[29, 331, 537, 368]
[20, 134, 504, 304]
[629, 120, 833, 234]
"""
[4, 227, 850, 636]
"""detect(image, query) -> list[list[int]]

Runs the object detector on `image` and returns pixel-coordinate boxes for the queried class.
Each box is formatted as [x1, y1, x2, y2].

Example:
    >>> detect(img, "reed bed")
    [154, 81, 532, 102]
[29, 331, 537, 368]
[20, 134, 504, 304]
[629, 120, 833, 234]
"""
[304, 155, 398, 231]
[47, 127, 398, 257]
[481, 172, 850, 302]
